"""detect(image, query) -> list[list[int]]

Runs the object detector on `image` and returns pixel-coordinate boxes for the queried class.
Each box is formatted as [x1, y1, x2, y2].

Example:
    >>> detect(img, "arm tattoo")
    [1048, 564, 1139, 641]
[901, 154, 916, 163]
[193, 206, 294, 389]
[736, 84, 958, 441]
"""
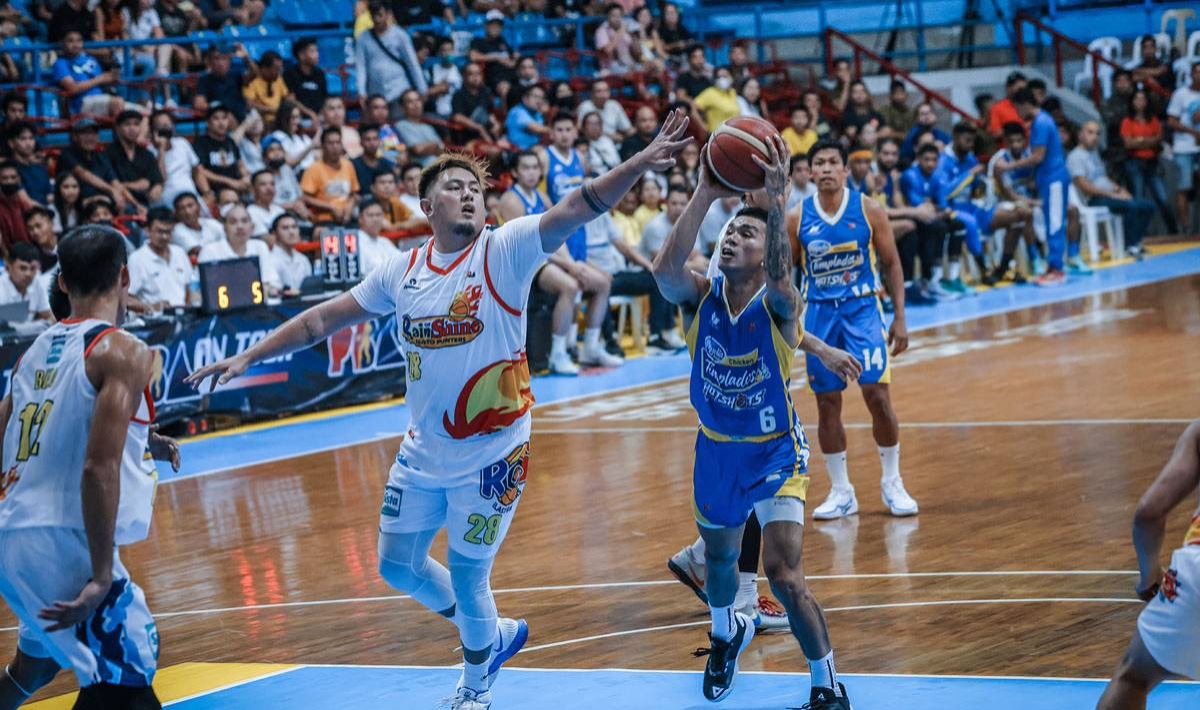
[765, 199, 790, 283]
[301, 313, 322, 347]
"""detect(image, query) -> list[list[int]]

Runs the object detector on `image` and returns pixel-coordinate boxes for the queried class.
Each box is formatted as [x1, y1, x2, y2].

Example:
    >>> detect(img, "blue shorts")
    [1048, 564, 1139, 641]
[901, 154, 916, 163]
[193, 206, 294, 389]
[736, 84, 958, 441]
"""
[693, 420, 810, 529]
[804, 297, 891, 394]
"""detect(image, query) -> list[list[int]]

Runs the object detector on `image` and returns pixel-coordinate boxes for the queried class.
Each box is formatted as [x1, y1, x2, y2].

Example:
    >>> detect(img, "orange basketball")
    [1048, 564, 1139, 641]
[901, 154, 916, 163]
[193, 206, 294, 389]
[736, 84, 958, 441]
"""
[705, 116, 780, 192]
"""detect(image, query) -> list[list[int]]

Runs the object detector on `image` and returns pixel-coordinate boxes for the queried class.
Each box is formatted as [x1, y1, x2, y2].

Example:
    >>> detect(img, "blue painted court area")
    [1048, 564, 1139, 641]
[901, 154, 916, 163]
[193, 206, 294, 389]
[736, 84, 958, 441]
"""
[170, 666, 1200, 709]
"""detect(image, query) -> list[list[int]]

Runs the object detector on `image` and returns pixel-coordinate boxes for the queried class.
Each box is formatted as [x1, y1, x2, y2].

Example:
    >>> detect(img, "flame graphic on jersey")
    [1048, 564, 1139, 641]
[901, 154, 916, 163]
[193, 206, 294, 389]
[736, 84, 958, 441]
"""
[443, 355, 534, 439]
[0, 465, 19, 502]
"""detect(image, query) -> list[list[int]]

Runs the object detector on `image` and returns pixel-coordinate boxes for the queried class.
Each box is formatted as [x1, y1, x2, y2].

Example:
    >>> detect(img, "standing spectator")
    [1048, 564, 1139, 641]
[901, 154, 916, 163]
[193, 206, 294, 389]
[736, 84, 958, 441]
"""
[171, 192, 224, 252]
[581, 111, 621, 175]
[469, 9, 518, 95]
[505, 84, 549, 151]
[425, 37, 461, 121]
[57, 119, 130, 208]
[270, 101, 319, 171]
[355, 196, 398, 274]
[355, 1, 427, 119]
[802, 89, 833, 137]
[198, 204, 280, 294]
[900, 103, 950, 164]
[23, 206, 58, 272]
[150, 109, 208, 208]
[268, 212, 311, 293]
[193, 43, 252, 120]
[781, 105, 818, 158]
[692, 66, 738, 132]
[128, 206, 193, 309]
[840, 80, 883, 144]
[674, 44, 711, 101]
[1101, 70, 1135, 168]
[1122, 88, 1180, 235]
[6, 122, 50, 206]
[0, 242, 51, 320]
[301, 127, 359, 225]
[576, 79, 632, 140]
[451, 62, 500, 144]
[247, 169, 284, 238]
[369, 171, 422, 230]
[630, 5, 664, 72]
[594, 2, 635, 75]
[52, 30, 123, 118]
[105, 110, 163, 210]
[786, 152, 816, 211]
[736, 77, 766, 118]
[619, 105, 658, 161]
[394, 90, 445, 168]
[1068, 121, 1155, 258]
[283, 37, 327, 124]
[1167, 61, 1200, 235]
[320, 96, 362, 160]
[48, 0, 96, 42]
[657, 2, 692, 66]
[988, 71, 1025, 136]
[262, 136, 310, 219]
[352, 123, 395, 195]
[243, 50, 289, 127]
[1131, 34, 1174, 97]
[0, 160, 30, 249]
[51, 173, 84, 233]
[1027, 78, 1048, 106]
[194, 104, 250, 198]
[880, 80, 915, 138]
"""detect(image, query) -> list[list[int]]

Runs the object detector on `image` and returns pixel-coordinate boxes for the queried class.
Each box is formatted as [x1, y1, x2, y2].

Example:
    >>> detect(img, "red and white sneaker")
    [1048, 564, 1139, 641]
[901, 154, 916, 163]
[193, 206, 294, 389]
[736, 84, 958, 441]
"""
[1033, 270, 1066, 287]
[739, 595, 791, 632]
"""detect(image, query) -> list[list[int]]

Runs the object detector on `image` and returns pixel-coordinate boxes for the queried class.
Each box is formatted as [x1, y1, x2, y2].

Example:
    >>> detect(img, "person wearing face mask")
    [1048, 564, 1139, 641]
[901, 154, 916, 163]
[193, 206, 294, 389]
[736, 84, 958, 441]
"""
[424, 37, 462, 121]
[261, 136, 310, 221]
[693, 66, 739, 133]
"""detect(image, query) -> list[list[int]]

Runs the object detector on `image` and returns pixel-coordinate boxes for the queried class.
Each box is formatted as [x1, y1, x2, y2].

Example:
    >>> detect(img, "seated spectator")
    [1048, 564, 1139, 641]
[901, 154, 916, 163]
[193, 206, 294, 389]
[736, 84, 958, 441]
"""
[53, 30, 123, 118]
[802, 89, 833, 137]
[49, 0, 96, 43]
[785, 152, 816, 211]
[1102, 70, 1134, 167]
[469, 10, 518, 95]
[398, 162, 423, 216]
[736, 77, 766, 118]
[630, 5, 665, 72]
[577, 79, 632, 140]
[23, 206, 58, 272]
[674, 44, 711, 101]
[547, 80, 577, 113]
[633, 178, 663, 234]
[243, 50, 289, 127]
[0, 242, 51, 321]
[352, 124, 396, 196]
[123, 0, 170, 87]
[234, 110, 267, 174]
[0, 92, 27, 136]
[6, 122, 51, 206]
[841, 80, 883, 144]
[0, 160, 30, 248]
[356, 196, 398, 274]
[105, 109, 163, 210]
[198, 203, 281, 294]
[247, 170, 285, 238]
[51, 173, 84, 233]
[394, 90, 445, 168]
[900, 102, 950, 164]
[1131, 34, 1173, 96]
[283, 37, 327, 124]
[128, 206, 193, 309]
[1122, 87, 1179, 235]
[268, 212, 310, 294]
[270, 101, 319, 171]
[425, 37, 462, 121]
[880, 80, 915, 138]
[781, 105, 818, 158]
[1069, 120, 1155, 259]
[82, 195, 116, 224]
[194, 104, 251, 198]
[355, 1, 427, 119]
[988, 71, 1025, 137]
[451, 62, 501, 144]
[369, 171, 423, 230]
[193, 44, 252, 121]
[361, 94, 407, 164]
[505, 84, 550, 151]
[595, 2, 635, 74]
[691, 66, 738, 133]
[156, 0, 203, 74]
[581, 111, 621, 175]
[321, 96, 362, 160]
[824, 57, 853, 112]
[150, 109, 209, 209]
[619, 105, 658, 161]
[643, 184, 708, 272]
[262, 136, 310, 220]
[57, 119, 132, 209]
[391, 0, 454, 25]
[301, 127, 360, 225]
[900, 143, 961, 299]
[986, 122, 1046, 283]
[657, 2, 692, 66]
[171, 192, 224, 253]
[1167, 61, 1200, 235]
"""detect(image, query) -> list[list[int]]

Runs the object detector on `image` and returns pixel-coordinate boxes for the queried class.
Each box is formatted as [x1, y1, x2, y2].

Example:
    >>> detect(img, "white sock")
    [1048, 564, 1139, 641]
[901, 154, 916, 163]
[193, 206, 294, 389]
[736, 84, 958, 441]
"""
[809, 650, 840, 694]
[879, 443, 901, 483]
[734, 572, 757, 610]
[710, 604, 736, 642]
[948, 261, 961, 280]
[583, 327, 602, 352]
[550, 334, 567, 358]
[823, 451, 850, 490]
[688, 536, 705, 562]
[461, 658, 490, 692]
[931, 265, 944, 282]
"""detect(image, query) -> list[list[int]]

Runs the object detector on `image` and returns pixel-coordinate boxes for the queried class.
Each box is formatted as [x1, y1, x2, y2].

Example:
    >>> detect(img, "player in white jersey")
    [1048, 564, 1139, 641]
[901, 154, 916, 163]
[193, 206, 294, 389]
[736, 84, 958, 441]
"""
[0, 225, 180, 710]
[187, 110, 694, 710]
[1097, 421, 1200, 709]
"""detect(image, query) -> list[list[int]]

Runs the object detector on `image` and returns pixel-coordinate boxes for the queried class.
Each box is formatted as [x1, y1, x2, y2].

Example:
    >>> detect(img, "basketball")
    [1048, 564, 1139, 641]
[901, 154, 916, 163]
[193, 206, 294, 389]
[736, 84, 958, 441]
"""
[705, 116, 781, 192]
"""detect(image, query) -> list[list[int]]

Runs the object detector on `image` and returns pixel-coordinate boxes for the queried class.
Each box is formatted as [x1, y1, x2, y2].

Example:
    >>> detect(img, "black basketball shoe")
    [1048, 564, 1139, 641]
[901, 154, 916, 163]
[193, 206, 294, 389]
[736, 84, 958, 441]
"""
[798, 683, 853, 709]
[695, 611, 754, 702]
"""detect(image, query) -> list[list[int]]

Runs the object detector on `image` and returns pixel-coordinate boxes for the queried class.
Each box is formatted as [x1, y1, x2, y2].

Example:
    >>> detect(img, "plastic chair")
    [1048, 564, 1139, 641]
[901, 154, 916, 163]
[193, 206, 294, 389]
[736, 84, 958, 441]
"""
[1069, 184, 1124, 262]
[1174, 57, 1194, 90]
[610, 295, 646, 351]
[1161, 9, 1196, 55]
[1074, 37, 1120, 99]
[1188, 30, 1200, 60]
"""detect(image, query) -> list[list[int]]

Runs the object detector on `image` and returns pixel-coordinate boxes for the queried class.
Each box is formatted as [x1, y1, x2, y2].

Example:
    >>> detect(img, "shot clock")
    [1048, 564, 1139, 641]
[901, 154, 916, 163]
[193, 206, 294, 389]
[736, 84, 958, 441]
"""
[320, 229, 362, 284]
[198, 257, 266, 314]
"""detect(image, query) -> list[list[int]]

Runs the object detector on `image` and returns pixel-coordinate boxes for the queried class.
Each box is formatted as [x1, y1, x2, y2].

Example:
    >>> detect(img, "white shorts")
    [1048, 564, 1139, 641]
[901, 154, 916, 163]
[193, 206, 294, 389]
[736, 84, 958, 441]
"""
[379, 440, 530, 560]
[0, 527, 158, 687]
[80, 93, 121, 116]
[1138, 545, 1200, 680]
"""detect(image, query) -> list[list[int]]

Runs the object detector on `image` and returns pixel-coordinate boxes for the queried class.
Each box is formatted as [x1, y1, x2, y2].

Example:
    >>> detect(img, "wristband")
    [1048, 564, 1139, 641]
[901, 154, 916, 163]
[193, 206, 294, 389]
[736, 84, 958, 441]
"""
[581, 181, 611, 214]
[1137, 582, 1160, 602]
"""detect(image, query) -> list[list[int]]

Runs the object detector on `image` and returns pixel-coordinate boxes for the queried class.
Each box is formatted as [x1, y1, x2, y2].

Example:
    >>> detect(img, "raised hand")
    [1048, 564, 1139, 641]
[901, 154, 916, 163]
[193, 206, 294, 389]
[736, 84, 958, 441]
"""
[637, 108, 693, 172]
[750, 133, 791, 202]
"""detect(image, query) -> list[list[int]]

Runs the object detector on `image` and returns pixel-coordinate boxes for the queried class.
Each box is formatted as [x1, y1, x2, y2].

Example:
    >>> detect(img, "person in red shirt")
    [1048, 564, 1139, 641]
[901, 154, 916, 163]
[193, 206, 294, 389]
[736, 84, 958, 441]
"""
[0, 161, 32, 253]
[988, 71, 1027, 137]
[1120, 87, 1180, 234]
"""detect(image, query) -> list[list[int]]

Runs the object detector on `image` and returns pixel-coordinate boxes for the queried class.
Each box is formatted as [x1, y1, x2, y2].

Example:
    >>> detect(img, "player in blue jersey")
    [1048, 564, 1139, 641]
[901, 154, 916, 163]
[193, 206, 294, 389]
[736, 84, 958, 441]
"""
[790, 138, 917, 522]
[984, 121, 1047, 284]
[993, 88, 1071, 287]
[653, 134, 859, 709]
[539, 114, 589, 261]
[900, 142, 966, 300]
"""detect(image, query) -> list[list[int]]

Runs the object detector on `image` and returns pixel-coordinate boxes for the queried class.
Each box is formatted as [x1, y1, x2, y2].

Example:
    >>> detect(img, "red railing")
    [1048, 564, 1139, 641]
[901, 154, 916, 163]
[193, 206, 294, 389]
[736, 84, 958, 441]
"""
[1013, 12, 1171, 107]
[824, 28, 983, 127]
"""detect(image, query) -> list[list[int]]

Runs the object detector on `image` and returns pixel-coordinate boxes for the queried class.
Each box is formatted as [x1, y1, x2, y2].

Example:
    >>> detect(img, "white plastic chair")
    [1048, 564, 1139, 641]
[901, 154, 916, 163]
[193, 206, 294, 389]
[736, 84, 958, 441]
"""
[1175, 56, 1195, 90]
[609, 295, 646, 350]
[1161, 9, 1196, 55]
[1075, 37, 1121, 99]
[1187, 30, 1200, 60]
[1069, 184, 1125, 262]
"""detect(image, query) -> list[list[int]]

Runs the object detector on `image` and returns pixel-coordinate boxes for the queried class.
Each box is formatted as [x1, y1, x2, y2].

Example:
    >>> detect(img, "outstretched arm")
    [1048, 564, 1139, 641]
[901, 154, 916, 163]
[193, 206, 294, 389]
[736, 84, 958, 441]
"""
[540, 108, 692, 253]
[1132, 421, 1200, 600]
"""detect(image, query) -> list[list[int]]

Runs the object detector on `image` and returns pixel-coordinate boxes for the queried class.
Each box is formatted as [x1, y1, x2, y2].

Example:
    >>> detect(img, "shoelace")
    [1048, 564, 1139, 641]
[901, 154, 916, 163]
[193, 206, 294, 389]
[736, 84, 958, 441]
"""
[692, 633, 732, 662]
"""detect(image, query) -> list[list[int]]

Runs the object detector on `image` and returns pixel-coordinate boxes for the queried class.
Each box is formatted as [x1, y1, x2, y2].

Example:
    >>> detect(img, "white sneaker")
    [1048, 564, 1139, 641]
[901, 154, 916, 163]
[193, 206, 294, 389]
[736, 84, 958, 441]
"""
[667, 546, 707, 603]
[811, 486, 859, 520]
[444, 687, 491, 710]
[737, 595, 790, 632]
[486, 617, 528, 689]
[881, 477, 919, 516]
[548, 351, 579, 376]
[661, 329, 687, 350]
[579, 346, 623, 368]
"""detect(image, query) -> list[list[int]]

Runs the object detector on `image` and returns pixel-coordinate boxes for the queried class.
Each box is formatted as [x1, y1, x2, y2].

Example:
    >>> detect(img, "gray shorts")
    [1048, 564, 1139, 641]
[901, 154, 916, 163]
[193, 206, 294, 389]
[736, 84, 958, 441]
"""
[1175, 152, 1198, 191]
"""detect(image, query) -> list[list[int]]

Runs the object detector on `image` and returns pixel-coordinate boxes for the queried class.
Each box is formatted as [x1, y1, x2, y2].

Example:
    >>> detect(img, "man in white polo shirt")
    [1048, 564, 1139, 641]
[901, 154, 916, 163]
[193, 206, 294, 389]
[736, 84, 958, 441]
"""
[198, 203, 282, 295]
[0, 242, 51, 322]
[128, 206, 195, 309]
[268, 212, 312, 294]
[248, 169, 285, 239]
[172, 192, 224, 254]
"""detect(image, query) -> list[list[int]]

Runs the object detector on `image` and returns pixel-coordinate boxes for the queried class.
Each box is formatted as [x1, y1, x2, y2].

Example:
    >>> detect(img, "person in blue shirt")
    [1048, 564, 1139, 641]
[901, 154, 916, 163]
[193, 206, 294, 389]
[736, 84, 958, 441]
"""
[5, 122, 51, 206]
[51, 29, 123, 118]
[899, 102, 950, 165]
[993, 88, 1071, 286]
[504, 85, 550, 151]
[900, 141, 964, 299]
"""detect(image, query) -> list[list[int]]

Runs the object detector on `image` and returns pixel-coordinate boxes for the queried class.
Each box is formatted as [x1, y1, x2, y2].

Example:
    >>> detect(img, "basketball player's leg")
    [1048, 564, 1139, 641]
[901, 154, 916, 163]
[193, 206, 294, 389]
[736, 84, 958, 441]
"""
[1038, 178, 1068, 276]
[0, 645, 58, 710]
[1096, 629, 1176, 710]
[806, 300, 858, 520]
[536, 263, 583, 373]
[377, 465, 457, 618]
[569, 261, 623, 366]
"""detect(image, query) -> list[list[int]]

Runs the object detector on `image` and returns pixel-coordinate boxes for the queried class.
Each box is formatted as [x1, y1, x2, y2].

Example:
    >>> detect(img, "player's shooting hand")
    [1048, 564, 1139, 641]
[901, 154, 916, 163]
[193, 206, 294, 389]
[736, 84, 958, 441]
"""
[149, 426, 181, 472]
[889, 317, 909, 356]
[750, 133, 790, 203]
[636, 108, 692, 172]
[697, 144, 739, 199]
[184, 354, 250, 393]
[821, 346, 863, 384]
[39, 578, 112, 632]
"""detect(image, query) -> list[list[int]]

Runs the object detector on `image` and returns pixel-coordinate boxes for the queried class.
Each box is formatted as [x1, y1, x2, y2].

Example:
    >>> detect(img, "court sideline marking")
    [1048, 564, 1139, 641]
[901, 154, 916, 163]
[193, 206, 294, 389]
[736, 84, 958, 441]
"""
[532, 419, 1197, 434]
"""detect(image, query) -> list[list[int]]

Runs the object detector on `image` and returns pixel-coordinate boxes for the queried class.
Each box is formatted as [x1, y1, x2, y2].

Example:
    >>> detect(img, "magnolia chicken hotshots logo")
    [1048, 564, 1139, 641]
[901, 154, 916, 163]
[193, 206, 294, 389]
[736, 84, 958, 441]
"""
[403, 285, 485, 349]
